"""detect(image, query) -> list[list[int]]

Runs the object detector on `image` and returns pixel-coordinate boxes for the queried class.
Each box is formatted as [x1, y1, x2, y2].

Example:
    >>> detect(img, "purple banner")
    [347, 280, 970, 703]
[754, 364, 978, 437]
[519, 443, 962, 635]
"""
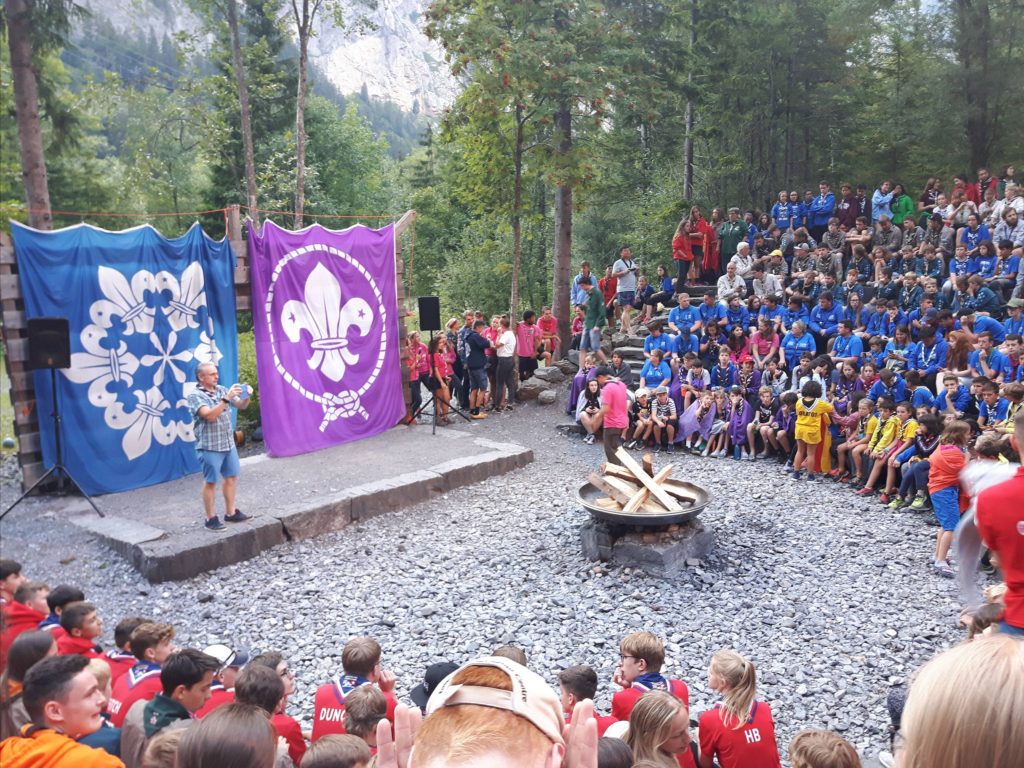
[248, 220, 404, 456]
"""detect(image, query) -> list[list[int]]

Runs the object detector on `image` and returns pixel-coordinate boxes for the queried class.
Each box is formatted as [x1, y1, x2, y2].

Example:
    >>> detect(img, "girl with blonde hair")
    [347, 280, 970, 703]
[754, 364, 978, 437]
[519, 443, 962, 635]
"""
[623, 690, 696, 768]
[900, 634, 1024, 768]
[697, 651, 781, 768]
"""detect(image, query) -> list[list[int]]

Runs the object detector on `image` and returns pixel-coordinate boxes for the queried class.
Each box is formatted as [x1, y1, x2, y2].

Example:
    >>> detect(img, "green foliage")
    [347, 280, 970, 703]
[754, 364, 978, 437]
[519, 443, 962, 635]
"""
[235, 330, 261, 430]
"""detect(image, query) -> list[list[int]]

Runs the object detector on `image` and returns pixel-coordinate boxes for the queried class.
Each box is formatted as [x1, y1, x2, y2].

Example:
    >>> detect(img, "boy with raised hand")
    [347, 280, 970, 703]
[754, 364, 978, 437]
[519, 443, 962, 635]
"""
[38, 584, 85, 639]
[558, 665, 617, 737]
[610, 630, 689, 721]
[312, 636, 397, 742]
[0, 581, 49, 668]
[108, 622, 176, 727]
[0, 654, 123, 767]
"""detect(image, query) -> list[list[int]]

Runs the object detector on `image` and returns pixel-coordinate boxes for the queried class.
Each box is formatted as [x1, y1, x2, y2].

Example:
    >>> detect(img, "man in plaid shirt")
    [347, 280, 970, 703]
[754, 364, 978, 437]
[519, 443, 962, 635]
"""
[188, 362, 252, 531]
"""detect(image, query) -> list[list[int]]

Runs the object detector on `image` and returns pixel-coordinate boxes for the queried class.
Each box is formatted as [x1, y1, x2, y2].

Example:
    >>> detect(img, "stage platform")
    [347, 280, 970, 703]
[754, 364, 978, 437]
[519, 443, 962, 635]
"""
[22, 425, 532, 582]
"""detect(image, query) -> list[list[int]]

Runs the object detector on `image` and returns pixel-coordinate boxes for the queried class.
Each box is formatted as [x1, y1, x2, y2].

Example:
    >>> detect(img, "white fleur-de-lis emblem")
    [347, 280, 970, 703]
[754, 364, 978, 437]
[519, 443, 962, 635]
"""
[104, 386, 179, 461]
[140, 331, 194, 385]
[281, 263, 373, 382]
[159, 262, 207, 331]
[62, 324, 140, 407]
[90, 266, 157, 335]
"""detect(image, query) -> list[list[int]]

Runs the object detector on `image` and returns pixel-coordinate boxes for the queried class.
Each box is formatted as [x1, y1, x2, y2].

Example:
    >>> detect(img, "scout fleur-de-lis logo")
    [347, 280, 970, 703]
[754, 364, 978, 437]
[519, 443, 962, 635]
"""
[281, 263, 373, 383]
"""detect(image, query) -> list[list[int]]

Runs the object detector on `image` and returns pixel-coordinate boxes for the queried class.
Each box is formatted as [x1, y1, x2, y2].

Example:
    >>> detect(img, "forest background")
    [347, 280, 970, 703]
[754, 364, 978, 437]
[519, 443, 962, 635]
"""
[2, 0, 1021, 337]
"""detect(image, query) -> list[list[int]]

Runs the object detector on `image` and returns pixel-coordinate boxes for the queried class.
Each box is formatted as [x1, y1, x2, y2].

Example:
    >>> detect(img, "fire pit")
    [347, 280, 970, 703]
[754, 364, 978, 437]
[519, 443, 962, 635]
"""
[578, 448, 714, 575]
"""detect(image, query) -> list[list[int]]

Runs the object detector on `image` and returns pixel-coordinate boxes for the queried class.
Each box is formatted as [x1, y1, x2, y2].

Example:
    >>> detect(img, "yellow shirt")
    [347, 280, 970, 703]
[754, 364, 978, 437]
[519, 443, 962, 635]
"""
[868, 414, 899, 452]
[896, 418, 919, 444]
[794, 397, 834, 443]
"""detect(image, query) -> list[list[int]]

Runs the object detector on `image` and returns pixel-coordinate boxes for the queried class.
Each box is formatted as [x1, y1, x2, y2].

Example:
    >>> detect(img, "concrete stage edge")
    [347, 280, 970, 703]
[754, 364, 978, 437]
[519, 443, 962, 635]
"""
[58, 426, 532, 582]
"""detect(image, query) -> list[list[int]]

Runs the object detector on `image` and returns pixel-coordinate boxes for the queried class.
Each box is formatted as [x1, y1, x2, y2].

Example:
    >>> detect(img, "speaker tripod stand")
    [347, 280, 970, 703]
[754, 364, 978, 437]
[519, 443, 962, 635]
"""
[411, 330, 473, 435]
[1, 367, 103, 521]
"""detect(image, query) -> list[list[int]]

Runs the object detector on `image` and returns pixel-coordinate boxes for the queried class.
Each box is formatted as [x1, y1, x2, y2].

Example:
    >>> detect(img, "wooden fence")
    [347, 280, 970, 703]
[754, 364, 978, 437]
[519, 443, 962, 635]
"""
[0, 205, 415, 491]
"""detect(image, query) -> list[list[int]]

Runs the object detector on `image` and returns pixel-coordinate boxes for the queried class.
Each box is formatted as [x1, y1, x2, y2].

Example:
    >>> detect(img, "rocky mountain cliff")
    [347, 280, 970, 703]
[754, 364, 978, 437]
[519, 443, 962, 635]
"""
[311, 0, 458, 117]
[79, 0, 457, 117]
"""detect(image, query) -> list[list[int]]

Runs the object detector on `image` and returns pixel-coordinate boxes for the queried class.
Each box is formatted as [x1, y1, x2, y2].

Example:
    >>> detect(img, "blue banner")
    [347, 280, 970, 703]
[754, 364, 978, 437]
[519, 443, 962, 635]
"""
[11, 221, 238, 495]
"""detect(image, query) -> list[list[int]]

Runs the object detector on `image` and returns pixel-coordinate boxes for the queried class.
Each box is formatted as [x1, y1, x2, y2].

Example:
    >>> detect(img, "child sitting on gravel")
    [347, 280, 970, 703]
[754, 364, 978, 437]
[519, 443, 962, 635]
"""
[851, 398, 898, 490]
[557, 665, 617, 737]
[312, 636, 397, 742]
[651, 386, 678, 452]
[611, 630, 688, 721]
[788, 729, 862, 768]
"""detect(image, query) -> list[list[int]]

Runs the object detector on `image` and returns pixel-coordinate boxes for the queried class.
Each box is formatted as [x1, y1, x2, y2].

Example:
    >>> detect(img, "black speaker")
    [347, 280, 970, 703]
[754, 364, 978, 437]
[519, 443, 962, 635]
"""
[26, 317, 71, 370]
[418, 296, 442, 332]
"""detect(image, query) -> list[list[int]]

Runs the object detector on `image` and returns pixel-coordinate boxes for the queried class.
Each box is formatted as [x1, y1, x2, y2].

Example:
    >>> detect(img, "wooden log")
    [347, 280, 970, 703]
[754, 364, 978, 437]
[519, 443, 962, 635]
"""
[623, 465, 674, 514]
[642, 453, 654, 476]
[603, 475, 642, 497]
[614, 448, 682, 512]
[600, 463, 638, 483]
[641, 499, 671, 514]
[661, 480, 699, 502]
[587, 472, 634, 506]
[594, 497, 621, 510]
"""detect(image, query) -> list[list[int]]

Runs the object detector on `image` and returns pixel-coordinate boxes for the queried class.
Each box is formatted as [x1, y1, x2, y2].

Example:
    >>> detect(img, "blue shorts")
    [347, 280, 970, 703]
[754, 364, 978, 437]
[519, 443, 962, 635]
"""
[580, 327, 603, 352]
[931, 486, 960, 531]
[468, 367, 488, 390]
[617, 291, 636, 306]
[198, 447, 240, 484]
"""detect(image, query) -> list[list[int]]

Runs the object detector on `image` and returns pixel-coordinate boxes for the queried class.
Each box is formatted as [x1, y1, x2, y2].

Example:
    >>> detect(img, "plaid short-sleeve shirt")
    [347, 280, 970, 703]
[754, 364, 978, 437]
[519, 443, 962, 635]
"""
[188, 385, 235, 452]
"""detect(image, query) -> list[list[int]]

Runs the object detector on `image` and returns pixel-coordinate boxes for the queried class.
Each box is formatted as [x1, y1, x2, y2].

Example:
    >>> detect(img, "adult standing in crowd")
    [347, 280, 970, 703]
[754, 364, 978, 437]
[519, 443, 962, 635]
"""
[596, 364, 629, 464]
[188, 363, 251, 533]
[612, 246, 639, 335]
[718, 208, 747, 267]
[493, 317, 517, 412]
[974, 409, 1024, 636]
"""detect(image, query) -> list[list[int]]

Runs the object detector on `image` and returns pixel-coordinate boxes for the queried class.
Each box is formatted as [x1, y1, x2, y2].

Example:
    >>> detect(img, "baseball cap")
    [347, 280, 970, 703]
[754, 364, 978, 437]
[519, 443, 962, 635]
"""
[426, 656, 565, 746]
[795, 243, 810, 251]
[769, 249, 783, 258]
[410, 661, 459, 711]
[654, 385, 668, 394]
[1008, 298, 1024, 309]
[203, 644, 250, 669]
[930, 212, 944, 222]
[729, 385, 743, 395]
[728, 206, 740, 214]
[739, 354, 754, 364]
[635, 387, 650, 399]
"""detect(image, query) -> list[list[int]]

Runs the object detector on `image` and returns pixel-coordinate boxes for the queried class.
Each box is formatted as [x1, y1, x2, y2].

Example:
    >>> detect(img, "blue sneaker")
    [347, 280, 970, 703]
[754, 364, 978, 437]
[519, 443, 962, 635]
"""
[224, 510, 251, 523]
[205, 516, 226, 532]
[791, 469, 803, 480]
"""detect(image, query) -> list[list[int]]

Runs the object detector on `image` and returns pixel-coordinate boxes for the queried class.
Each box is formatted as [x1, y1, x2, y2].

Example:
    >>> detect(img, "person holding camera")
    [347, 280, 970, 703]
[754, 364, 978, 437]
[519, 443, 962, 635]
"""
[188, 362, 251, 532]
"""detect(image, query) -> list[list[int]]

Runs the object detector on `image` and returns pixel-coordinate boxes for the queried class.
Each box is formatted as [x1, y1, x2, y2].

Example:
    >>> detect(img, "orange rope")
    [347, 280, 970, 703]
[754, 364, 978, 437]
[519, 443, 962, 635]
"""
[246, 206, 401, 220]
[3, 207, 229, 218]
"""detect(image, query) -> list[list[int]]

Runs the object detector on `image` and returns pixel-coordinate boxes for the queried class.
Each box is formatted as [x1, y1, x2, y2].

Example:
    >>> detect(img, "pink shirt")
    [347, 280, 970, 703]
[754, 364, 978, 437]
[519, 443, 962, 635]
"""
[601, 380, 629, 428]
[516, 322, 541, 358]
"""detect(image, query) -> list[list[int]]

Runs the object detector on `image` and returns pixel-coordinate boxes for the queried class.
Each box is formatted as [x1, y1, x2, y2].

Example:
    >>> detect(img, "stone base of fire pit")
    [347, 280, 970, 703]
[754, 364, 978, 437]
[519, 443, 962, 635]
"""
[581, 519, 714, 575]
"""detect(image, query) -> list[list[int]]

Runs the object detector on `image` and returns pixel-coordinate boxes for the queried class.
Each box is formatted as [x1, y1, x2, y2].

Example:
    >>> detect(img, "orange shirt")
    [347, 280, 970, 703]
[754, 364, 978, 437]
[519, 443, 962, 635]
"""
[0, 724, 125, 767]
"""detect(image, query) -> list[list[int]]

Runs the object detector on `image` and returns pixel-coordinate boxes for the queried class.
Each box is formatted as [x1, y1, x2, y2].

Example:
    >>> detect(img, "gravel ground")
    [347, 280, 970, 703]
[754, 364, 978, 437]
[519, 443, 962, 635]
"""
[0, 390, 971, 762]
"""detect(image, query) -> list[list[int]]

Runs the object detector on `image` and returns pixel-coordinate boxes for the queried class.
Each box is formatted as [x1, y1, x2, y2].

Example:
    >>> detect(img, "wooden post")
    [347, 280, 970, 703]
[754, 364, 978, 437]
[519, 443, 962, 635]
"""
[394, 211, 416, 415]
[1, 231, 44, 490]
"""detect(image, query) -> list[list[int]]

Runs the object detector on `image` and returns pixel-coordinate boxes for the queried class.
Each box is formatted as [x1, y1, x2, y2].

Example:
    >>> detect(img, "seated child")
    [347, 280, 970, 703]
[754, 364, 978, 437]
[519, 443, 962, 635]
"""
[557, 666, 617, 737]
[651, 386, 678, 452]
[727, 386, 755, 460]
[626, 388, 654, 450]
[56, 601, 106, 660]
[108, 622, 177, 727]
[610, 631, 688, 721]
[300, 735, 372, 768]
[341, 685, 387, 751]
[749, 386, 778, 459]
[789, 729, 862, 768]
[832, 395, 875, 482]
[851, 398, 897, 491]
[679, 392, 716, 455]
[0, 581, 49, 668]
[312, 636, 397, 742]
[38, 584, 84, 638]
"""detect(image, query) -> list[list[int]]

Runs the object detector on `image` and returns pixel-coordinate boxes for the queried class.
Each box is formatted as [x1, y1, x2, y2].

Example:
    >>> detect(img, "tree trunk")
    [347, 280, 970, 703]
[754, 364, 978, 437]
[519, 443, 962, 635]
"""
[293, 0, 313, 228]
[227, 0, 259, 219]
[509, 105, 524, 316]
[551, 104, 573, 357]
[6, 0, 52, 230]
[682, 0, 697, 201]
[955, 0, 993, 170]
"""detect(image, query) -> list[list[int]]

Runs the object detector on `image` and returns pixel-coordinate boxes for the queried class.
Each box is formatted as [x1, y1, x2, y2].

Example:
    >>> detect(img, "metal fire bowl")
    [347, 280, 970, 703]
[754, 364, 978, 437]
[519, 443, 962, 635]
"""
[577, 479, 712, 527]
